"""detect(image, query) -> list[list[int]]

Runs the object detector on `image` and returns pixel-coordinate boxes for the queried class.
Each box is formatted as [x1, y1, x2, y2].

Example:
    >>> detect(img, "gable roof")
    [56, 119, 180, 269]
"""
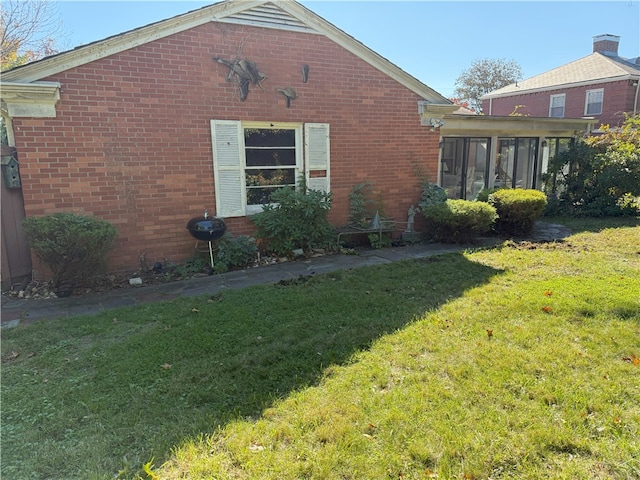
[1, 0, 451, 105]
[482, 52, 640, 99]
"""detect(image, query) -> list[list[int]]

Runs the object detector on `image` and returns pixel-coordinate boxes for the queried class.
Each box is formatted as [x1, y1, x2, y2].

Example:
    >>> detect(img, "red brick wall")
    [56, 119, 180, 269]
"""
[483, 80, 635, 127]
[12, 22, 439, 274]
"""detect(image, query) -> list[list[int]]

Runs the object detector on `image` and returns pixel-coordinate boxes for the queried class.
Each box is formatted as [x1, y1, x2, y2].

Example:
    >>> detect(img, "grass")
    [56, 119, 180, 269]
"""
[1, 218, 639, 479]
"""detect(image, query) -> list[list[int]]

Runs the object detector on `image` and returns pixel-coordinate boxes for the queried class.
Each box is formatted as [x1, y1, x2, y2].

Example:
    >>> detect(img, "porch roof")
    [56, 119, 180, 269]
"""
[438, 114, 595, 138]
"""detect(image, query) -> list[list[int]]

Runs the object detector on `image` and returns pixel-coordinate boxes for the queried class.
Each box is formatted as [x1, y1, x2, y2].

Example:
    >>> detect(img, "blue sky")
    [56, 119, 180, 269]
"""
[52, 1, 639, 98]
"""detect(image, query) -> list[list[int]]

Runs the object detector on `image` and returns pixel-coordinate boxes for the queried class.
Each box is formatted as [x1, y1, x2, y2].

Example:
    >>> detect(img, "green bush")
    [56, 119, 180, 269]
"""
[23, 212, 117, 291]
[251, 177, 335, 257]
[475, 187, 503, 203]
[489, 189, 547, 235]
[213, 233, 258, 273]
[420, 199, 497, 243]
[418, 182, 447, 210]
[543, 115, 640, 217]
[348, 182, 377, 228]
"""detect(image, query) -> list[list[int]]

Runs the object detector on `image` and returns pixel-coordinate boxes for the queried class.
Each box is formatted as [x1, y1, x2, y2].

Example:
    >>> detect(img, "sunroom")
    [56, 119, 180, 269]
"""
[430, 114, 595, 200]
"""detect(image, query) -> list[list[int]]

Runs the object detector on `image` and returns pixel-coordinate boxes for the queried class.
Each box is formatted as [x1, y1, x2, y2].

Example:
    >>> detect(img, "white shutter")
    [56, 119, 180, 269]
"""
[304, 123, 330, 192]
[211, 120, 245, 217]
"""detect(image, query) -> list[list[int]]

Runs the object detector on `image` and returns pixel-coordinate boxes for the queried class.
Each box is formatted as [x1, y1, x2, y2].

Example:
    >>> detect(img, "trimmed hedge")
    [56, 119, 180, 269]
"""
[23, 212, 117, 292]
[421, 199, 497, 243]
[489, 189, 547, 235]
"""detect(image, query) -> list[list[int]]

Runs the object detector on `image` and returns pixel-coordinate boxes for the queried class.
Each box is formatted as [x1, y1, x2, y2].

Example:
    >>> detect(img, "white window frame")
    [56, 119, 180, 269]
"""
[584, 88, 603, 116]
[242, 122, 302, 215]
[211, 120, 330, 218]
[549, 94, 565, 118]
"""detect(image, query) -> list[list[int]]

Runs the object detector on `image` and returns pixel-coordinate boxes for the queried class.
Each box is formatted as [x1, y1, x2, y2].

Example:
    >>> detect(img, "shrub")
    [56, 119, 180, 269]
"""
[489, 189, 547, 235]
[543, 114, 640, 217]
[23, 212, 117, 291]
[348, 182, 377, 227]
[475, 187, 503, 203]
[420, 199, 497, 243]
[251, 177, 335, 257]
[213, 233, 258, 273]
[418, 182, 447, 210]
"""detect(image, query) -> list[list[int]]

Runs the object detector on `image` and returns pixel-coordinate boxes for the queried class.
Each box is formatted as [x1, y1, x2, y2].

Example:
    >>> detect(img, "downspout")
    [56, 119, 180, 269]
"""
[633, 77, 640, 115]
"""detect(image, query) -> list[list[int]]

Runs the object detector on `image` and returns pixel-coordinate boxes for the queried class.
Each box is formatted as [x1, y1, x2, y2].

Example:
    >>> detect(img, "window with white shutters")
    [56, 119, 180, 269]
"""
[211, 120, 330, 218]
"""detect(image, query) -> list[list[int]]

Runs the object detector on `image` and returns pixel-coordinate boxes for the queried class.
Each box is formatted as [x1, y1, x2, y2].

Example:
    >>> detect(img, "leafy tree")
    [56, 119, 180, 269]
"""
[1, 0, 63, 71]
[453, 58, 522, 113]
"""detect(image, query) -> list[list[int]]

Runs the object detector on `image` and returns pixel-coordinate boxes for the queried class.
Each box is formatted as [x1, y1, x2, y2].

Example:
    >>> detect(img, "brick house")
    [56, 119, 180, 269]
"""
[0, 1, 593, 282]
[1, 0, 460, 276]
[481, 34, 640, 129]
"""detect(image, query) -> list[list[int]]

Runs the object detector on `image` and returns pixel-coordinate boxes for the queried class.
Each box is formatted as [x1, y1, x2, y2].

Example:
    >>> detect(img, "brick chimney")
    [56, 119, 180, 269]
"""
[593, 34, 620, 56]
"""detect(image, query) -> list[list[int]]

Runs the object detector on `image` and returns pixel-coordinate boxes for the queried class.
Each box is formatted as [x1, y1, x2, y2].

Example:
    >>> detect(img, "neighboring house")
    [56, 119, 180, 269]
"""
[0, 0, 593, 281]
[481, 34, 640, 129]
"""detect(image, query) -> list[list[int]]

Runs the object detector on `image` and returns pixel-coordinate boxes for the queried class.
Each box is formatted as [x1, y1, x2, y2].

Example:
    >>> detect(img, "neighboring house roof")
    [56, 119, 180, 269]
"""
[1, 0, 451, 106]
[482, 52, 640, 99]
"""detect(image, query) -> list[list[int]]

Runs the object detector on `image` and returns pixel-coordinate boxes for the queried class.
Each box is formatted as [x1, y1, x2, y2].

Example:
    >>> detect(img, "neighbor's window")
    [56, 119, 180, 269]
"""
[244, 128, 299, 210]
[585, 89, 603, 116]
[549, 94, 565, 118]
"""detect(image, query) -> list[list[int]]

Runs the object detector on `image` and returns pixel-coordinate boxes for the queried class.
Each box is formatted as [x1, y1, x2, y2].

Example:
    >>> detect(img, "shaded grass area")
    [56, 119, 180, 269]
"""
[1, 252, 499, 479]
[159, 224, 640, 479]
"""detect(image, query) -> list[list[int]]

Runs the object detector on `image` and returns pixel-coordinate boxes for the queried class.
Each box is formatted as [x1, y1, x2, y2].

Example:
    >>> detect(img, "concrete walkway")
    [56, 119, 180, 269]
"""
[0, 222, 571, 328]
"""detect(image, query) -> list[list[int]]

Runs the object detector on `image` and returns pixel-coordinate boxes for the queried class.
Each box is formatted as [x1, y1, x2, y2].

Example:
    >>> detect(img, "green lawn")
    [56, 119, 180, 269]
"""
[2, 218, 639, 479]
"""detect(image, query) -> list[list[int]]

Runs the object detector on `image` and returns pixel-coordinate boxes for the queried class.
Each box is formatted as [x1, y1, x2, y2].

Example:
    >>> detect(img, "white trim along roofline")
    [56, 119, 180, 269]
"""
[1, 0, 451, 106]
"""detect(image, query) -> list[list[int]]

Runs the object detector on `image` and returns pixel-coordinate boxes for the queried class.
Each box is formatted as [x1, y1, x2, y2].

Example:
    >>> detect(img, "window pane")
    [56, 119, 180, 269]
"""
[496, 139, 515, 188]
[550, 106, 564, 117]
[468, 139, 487, 199]
[243, 127, 299, 207]
[586, 90, 603, 115]
[515, 138, 537, 189]
[586, 102, 602, 115]
[246, 168, 295, 187]
[246, 148, 296, 167]
[550, 95, 565, 118]
[244, 129, 295, 147]
[247, 187, 278, 205]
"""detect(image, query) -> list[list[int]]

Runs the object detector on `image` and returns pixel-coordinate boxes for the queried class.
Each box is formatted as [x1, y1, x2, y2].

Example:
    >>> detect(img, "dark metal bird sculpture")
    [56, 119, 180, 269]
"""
[276, 87, 297, 108]
[214, 56, 267, 101]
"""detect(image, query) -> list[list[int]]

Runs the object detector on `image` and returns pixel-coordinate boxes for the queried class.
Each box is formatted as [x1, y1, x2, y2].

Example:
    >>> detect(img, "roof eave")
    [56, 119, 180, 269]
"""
[0, 81, 61, 117]
[1, 0, 450, 105]
[0, 0, 265, 83]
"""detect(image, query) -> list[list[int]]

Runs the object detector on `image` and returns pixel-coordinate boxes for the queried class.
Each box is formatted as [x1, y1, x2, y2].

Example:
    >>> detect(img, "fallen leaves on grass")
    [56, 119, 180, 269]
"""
[2, 350, 20, 362]
[541, 306, 553, 313]
[622, 354, 639, 366]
